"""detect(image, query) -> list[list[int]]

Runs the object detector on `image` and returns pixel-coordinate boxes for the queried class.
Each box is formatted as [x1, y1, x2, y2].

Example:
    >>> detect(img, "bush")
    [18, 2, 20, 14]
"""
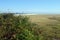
[0, 13, 39, 40]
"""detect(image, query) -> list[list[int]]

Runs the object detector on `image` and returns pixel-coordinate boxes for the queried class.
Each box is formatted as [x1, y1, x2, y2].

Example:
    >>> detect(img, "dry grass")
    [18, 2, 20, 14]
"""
[25, 15, 59, 26]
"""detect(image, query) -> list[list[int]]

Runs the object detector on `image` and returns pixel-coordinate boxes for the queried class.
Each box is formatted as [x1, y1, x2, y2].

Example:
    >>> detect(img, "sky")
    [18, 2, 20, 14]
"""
[0, 0, 60, 14]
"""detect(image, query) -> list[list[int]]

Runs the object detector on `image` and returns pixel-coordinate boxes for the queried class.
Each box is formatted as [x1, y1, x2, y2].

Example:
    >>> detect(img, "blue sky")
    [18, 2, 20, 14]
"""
[0, 0, 60, 14]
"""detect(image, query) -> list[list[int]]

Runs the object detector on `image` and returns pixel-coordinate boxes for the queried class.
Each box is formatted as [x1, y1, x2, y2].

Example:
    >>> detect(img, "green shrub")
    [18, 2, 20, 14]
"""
[0, 13, 39, 40]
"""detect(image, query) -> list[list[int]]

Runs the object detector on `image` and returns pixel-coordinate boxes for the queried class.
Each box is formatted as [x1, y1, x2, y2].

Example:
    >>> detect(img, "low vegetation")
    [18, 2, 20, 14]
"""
[0, 13, 60, 40]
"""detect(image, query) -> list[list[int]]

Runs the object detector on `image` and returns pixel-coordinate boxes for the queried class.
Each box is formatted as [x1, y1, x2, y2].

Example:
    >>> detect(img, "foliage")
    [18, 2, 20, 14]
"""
[0, 13, 60, 40]
[0, 13, 38, 40]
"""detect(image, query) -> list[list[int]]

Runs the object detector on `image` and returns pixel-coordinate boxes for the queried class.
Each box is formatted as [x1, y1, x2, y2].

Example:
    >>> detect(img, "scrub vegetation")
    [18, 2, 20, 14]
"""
[0, 13, 60, 40]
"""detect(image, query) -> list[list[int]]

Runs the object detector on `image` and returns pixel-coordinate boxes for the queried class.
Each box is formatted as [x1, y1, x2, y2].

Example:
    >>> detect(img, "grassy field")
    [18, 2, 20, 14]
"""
[26, 15, 60, 40]
[26, 15, 60, 26]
